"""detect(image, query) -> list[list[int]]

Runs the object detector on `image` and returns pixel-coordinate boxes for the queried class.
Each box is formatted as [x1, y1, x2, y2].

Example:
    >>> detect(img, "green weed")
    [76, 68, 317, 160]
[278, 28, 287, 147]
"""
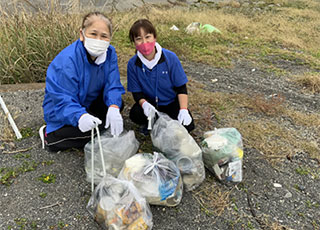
[14, 218, 27, 229]
[38, 173, 56, 184]
[0, 161, 39, 185]
[41, 160, 55, 166]
[12, 218, 38, 230]
[39, 192, 47, 198]
[247, 221, 254, 229]
[13, 153, 31, 159]
[306, 200, 312, 208]
[20, 127, 34, 139]
[58, 221, 66, 229]
[295, 167, 310, 176]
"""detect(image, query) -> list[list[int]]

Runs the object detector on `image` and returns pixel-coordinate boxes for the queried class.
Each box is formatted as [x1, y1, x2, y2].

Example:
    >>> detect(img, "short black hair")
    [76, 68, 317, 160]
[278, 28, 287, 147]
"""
[129, 19, 157, 42]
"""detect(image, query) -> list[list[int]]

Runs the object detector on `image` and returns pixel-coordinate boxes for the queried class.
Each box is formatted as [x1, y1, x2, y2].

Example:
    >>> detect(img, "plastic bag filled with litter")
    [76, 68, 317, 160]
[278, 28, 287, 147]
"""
[151, 114, 205, 191]
[185, 22, 200, 34]
[201, 128, 244, 182]
[87, 175, 153, 230]
[118, 152, 183, 207]
[84, 130, 139, 184]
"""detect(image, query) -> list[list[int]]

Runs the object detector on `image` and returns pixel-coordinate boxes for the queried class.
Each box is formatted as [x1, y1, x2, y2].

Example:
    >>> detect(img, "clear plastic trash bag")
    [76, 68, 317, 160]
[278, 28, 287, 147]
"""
[84, 130, 139, 184]
[185, 22, 200, 34]
[118, 152, 183, 207]
[87, 174, 153, 230]
[201, 128, 244, 182]
[151, 114, 205, 191]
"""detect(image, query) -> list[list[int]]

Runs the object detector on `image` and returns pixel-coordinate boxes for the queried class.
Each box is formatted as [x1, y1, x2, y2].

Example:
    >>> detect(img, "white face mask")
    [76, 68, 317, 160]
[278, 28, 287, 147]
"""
[82, 31, 110, 57]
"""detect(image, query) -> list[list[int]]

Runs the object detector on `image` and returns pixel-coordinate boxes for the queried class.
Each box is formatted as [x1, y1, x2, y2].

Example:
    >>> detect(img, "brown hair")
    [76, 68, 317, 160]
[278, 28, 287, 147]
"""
[129, 19, 157, 42]
[81, 12, 112, 35]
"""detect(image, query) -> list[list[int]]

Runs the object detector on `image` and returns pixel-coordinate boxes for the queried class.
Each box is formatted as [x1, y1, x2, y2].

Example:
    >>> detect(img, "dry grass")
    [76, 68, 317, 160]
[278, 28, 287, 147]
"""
[127, 2, 320, 67]
[246, 94, 285, 116]
[258, 215, 290, 230]
[292, 72, 320, 93]
[0, 10, 80, 83]
[285, 108, 320, 127]
[0, 112, 15, 141]
[187, 79, 320, 161]
[2, 1, 320, 83]
[192, 177, 231, 216]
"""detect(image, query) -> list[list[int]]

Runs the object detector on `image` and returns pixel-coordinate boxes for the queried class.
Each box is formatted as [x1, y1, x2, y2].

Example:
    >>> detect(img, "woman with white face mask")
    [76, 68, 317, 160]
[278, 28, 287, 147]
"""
[127, 19, 195, 135]
[40, 12, 125, 151]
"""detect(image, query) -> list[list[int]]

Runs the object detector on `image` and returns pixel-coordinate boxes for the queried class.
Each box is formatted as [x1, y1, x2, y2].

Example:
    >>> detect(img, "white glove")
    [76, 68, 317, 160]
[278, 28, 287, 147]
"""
[178, 109, 192, 126]
[105, 107, 123, 136]
[78, 113, 102, 133]
[142, 101, 157, 117]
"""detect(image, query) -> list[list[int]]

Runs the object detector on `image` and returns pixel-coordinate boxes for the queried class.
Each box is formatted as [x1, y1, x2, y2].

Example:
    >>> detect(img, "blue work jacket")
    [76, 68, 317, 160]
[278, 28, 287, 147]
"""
[127, 48, 188, 106]
[43, 39, 125, 133]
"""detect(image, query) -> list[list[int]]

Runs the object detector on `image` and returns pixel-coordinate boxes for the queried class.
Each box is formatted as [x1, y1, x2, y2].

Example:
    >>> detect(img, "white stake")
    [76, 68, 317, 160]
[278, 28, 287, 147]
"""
[0, 95, 22, 139]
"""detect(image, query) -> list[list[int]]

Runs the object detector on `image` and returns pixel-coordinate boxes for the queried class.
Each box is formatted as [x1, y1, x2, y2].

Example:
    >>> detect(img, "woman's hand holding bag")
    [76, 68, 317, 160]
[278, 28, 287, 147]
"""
[78, 113, 102, 132]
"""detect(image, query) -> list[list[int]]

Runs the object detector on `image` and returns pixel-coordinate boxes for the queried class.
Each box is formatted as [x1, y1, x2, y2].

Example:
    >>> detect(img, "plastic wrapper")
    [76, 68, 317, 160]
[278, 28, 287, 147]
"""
[84, 130, 139, 184]
[151, 114, 205, 191]
[201, 128, 244, 182]
[118, 152, 183, 207]
[87, 175, 153, 230]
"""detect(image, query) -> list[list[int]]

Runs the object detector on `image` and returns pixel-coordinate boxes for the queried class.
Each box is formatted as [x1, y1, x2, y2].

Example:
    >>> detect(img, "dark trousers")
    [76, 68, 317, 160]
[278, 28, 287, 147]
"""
[44, 94, 123, 152]
[129, 99, 195, 133]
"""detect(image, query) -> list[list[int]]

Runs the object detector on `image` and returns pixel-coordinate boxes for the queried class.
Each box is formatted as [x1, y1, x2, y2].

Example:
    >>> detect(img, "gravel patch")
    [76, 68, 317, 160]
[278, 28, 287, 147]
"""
[0, 61, 319, 230]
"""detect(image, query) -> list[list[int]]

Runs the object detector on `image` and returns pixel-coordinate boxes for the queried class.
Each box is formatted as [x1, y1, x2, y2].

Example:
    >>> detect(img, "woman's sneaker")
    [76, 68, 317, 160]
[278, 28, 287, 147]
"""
[39, 125, 46, 149]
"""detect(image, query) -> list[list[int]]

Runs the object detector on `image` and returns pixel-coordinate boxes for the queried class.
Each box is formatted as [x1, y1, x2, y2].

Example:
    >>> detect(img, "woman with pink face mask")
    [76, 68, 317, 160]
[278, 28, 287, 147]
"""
[40, 12, 125, 151]
[127, 19, 195, 134]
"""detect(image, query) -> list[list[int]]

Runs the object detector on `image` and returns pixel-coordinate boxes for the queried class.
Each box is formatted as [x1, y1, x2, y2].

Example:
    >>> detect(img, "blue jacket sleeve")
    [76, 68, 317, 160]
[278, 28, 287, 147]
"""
[103, 47, 125, 107]
[45, 57, 87, 127]
[169, 52, 188, 87]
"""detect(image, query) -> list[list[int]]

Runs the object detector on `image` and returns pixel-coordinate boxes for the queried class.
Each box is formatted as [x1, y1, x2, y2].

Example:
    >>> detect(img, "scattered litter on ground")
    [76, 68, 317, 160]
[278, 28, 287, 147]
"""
[170, 25, 179, 31]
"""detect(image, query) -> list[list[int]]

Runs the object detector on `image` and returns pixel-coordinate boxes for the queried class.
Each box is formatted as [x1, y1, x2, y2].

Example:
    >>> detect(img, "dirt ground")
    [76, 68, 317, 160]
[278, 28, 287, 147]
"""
[0, 56, 319, 229]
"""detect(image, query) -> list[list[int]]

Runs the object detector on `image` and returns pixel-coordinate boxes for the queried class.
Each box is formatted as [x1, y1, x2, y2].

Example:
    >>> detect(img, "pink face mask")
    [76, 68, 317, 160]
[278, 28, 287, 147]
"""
[136, 41, 156, 56]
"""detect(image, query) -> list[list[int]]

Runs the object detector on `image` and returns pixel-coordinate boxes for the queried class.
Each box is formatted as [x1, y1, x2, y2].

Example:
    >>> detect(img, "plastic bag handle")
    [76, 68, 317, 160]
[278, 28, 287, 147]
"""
[143, 152, 171, 175]
[91, 126, 106, 193]
[147, 109, 158, 130]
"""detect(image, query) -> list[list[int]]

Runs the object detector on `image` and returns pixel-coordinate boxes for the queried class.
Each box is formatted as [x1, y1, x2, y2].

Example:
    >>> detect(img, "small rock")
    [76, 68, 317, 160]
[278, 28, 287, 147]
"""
[284, 192, 292, 198]
[273, 183, 282, 188]
[8, 142, 15, 148]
